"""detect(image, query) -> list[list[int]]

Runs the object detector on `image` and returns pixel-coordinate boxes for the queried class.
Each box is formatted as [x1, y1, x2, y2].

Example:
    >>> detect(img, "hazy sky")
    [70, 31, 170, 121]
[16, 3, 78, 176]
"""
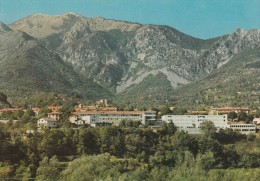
[0, 0, 259, 39]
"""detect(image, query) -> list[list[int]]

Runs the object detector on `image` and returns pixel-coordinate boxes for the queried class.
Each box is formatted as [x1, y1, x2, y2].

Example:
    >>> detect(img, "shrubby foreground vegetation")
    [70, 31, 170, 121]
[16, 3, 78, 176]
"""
[1, 120, 260, 180]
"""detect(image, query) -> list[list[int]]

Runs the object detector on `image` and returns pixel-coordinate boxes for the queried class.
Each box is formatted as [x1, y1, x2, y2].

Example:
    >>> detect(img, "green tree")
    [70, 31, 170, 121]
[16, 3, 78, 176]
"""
[39, 130, 70, 157]
[238, 111, 247, 121]
[119, 120, 126, 128]
[255, 110, 260, 118]
[172, 108, 187, 115]
[12, 110, 24, 119]
[97, 127, 125, 157]
[200, 121, 217, 137]
[24, 109, 35, 117]
[76, 128, 98, 155]
[59, 154, 121, 181]
[38, 107, 51, 118]
[1, 111, 13, 119]
[160, 107, 172, 116]
[125, 120, 134, 127]
[173, 131, 199, 155]
[245, 114, 254, 124]
[36, 156, 64, 181]
[227, 111, 237, 121]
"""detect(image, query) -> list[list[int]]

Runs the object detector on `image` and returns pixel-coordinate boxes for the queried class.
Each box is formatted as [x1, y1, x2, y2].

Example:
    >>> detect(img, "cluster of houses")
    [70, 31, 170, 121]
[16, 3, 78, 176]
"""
[0, 104, 259, 134]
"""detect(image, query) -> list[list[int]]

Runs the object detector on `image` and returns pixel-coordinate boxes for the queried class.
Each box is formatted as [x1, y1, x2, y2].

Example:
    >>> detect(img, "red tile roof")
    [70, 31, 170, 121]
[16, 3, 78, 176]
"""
[71, 110, 156, 115]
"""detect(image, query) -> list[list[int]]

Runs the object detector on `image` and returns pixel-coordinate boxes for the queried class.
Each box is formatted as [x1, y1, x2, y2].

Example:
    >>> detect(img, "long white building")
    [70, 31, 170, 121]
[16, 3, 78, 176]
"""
[227, 124, 256, 134]
[161, 115, 228, 134]
[69, 110, 156, 126]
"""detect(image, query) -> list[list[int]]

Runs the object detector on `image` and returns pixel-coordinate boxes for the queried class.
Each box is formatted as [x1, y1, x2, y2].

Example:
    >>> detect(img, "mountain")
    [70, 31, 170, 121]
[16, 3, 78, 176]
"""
[172, 47, 260, 109]
[10, 14, 214, 92]
[2, 13, 260, 107]
[0, 21, 111, 103]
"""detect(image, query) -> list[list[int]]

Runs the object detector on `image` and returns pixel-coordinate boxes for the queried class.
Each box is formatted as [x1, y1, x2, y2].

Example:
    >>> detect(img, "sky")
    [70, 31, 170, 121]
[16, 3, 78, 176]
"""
[0, 0, 259, 39]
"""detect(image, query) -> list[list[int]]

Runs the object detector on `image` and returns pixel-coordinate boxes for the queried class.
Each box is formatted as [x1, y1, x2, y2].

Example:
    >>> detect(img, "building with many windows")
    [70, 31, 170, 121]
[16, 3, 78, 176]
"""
[227, 124, 256, 134]
[69, 110, 156, 126]
[162, 114, 256, 134]
[161, 115, 228, 134]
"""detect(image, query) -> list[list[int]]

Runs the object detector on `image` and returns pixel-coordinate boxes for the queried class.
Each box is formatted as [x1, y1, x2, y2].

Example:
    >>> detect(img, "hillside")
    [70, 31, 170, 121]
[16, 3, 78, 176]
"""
[0, 23, 112, 103]
[172, 48, 260, 109]
[0, 13, 259, 106]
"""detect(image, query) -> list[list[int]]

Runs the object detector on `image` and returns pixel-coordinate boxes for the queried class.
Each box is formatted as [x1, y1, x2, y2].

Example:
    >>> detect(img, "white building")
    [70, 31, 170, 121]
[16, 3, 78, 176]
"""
[227, 124, 256, 134]
[161, 115, 228, 134]
[37, 117, 58, 129]
[253, 118, 260, 125]
[69, 111, 156, 126]
[48, 112, 61, 121]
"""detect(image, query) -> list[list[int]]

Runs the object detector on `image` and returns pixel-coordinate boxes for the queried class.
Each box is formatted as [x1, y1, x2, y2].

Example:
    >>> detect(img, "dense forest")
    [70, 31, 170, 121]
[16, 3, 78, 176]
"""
[1, 119, 260, 180]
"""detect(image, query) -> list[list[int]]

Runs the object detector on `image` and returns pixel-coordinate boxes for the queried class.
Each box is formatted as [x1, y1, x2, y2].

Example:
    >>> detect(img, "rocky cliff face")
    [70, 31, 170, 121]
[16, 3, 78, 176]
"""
[6, 13, 260, 103]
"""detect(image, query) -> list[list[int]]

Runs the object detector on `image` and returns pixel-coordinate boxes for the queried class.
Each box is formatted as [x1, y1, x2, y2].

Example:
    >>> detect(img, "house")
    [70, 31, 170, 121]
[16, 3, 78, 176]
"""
[48, 112, 61, 121]
[37, 117, 58, 129]
[95, 99, 112, 107]
[253, 118, 260, 125]
[32, 107, 41, 116]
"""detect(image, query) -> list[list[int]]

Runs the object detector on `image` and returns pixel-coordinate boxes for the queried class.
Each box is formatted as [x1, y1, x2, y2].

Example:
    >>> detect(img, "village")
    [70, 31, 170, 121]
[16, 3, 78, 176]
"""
[0, 99, 259, 134]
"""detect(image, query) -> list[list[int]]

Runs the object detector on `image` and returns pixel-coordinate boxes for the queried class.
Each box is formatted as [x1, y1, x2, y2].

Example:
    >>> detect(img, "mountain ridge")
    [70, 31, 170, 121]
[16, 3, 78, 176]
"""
[0, 13, 259, 107]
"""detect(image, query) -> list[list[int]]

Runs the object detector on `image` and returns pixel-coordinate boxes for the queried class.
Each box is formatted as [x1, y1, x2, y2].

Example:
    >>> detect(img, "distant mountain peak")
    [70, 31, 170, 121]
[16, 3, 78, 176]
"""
[63, 12, 81, 17]
[234, 28, 248, 35]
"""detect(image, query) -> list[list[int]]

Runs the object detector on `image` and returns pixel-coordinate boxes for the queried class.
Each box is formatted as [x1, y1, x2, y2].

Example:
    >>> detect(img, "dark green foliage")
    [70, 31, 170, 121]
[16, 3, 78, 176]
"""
[227, 111, 237, 120]
[216, 129, 246, 144]
[200, 121, 217, 137]
[0, 119, 260, 180]
[24, 109, 35, 117]
[160, 107, 172, 116]
[38, 129, 75, 157]
[38, 107, 51, 118]
[255, 110, 260, 118]
[36, 156, 65, 181]
[12, 110, 24, 119]
[75, 128, 98, 155]
[97, 127, 125, 157]
[173, 131, 199, 155]
[0, 111, 13, 120]
[0, 92, 11, 108]
[238, 111, 247, 121]
[59, 153, 122, 181]
[159, 122, 177, 135]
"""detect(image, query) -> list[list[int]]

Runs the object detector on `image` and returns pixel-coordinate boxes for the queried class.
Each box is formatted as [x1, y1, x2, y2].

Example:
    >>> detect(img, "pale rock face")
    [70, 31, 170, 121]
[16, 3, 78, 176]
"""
[8, 13, 260, 95]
